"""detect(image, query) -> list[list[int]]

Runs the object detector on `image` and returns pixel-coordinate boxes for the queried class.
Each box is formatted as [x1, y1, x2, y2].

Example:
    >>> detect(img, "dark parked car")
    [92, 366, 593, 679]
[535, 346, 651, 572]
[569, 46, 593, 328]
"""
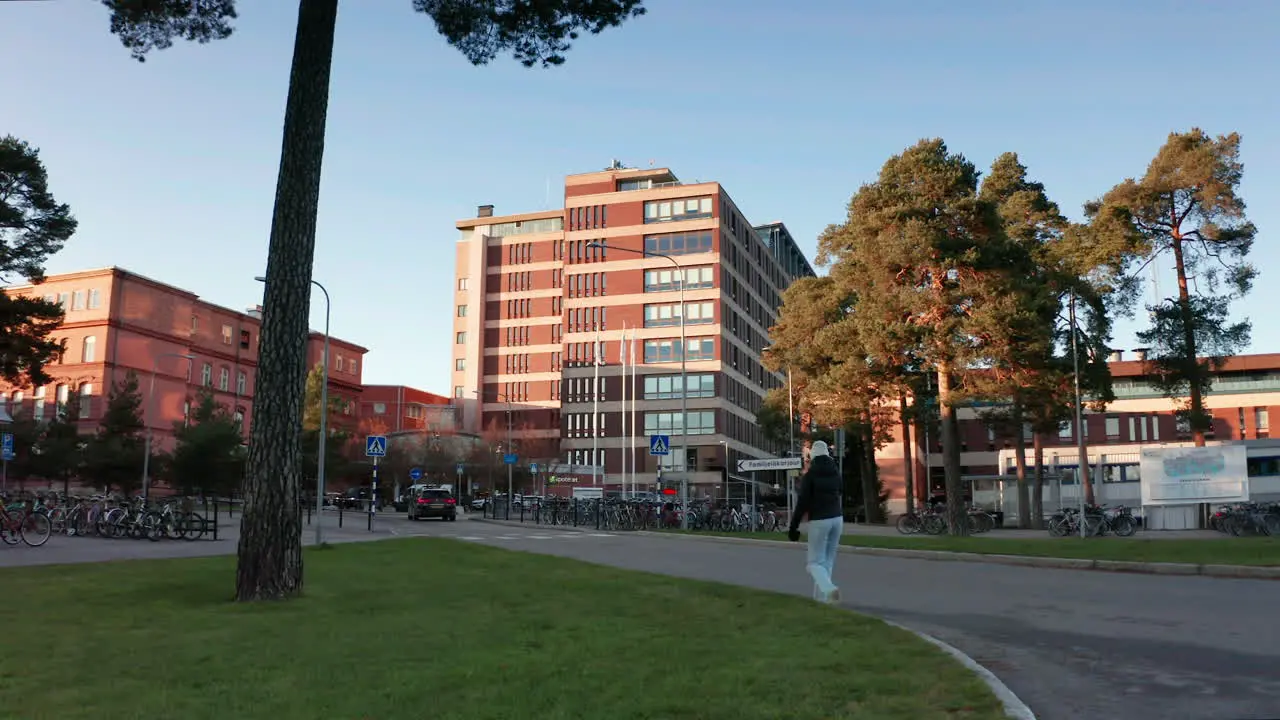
[408, 488, 457, 521]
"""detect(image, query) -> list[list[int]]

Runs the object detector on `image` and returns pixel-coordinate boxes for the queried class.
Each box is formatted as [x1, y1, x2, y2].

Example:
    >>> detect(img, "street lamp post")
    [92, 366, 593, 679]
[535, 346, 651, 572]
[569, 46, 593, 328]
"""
[473, 389, 513, 519]
[256, 275, 330, 546]
[588, 241, 689, 529]
[142, 352, 195, 502]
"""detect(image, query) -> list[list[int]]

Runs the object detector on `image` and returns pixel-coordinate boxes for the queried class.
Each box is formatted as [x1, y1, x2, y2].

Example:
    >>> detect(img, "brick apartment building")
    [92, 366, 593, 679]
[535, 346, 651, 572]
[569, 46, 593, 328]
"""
[359, 385, 455, 435]
[452, 163, 814, 492]
[0, 267, 367, 446]
[878, 350, 1280, 513]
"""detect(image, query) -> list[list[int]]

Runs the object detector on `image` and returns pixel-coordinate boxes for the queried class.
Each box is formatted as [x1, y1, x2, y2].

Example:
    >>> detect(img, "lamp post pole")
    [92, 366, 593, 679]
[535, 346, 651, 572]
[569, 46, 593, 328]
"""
[142, 352, 195, 502]
[473, 389, 514, 518]
[589, 242, 689, 529]
[257, 275, 330, 546]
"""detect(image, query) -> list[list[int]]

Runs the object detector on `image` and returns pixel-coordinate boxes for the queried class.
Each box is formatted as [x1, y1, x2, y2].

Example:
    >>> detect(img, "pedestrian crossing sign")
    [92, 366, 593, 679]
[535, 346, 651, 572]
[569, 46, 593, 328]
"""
[365, 435, 387, 457]
[649, 434, 670, 456]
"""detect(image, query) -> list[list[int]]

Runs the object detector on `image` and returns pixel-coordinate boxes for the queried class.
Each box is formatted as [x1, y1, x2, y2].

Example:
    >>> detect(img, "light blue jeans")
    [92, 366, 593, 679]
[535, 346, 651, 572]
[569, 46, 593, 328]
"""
[805, 516, 843, 601]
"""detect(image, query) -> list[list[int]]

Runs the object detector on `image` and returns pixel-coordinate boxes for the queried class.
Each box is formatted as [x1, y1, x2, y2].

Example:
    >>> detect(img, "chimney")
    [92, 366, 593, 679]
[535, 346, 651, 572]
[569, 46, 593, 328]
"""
[477, 204, 494, 218]
[1133, 348, 1149, 362]
[245, 305, 263, 320]
[1107, 350, 1124, 363]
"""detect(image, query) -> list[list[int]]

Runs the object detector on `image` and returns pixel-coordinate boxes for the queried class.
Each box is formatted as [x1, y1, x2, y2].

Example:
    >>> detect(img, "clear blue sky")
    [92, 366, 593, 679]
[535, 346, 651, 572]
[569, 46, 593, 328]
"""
[3, 0, 1277, 390]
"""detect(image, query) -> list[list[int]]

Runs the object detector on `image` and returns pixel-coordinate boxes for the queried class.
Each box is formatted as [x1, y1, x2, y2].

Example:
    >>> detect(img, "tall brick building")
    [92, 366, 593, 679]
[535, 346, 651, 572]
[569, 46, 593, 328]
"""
[451, 164, 814, 493]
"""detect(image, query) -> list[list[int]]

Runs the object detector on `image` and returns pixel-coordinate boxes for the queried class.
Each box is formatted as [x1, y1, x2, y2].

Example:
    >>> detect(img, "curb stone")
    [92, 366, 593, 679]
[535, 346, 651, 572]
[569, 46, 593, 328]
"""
[881, 620, 1037, 720]
[634, 531, 1280, 580]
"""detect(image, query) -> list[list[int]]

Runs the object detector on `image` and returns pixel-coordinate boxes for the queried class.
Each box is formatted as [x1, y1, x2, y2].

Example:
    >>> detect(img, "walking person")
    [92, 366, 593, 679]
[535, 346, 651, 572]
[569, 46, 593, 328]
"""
[787, 440, 844, 604]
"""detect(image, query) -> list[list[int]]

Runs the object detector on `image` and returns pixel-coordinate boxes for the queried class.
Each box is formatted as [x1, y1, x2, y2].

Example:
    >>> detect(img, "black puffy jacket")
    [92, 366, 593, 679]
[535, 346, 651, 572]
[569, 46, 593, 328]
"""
[789, 455, 843, 531]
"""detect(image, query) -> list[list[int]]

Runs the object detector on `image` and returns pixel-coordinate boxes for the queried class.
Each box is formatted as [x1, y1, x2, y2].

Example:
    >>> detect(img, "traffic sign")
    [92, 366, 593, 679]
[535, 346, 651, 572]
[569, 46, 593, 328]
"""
[365, 435, 387, 457]
[737, 457, 803, 473]
[455, 463, 464, 476]
[530, 463, 539, 474]
[0, 432, 12, 462]
[649, 434, 670, 456]
[503, 453, 518, 465]
[409, 467, 423, 481]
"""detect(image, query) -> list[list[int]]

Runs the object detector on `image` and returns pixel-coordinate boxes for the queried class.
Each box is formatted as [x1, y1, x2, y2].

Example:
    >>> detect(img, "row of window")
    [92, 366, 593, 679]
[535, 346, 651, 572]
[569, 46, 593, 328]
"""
[566, 340, 608, 366]
[568, 204, 607, 231]
[565, 239, 606, 264]
[643, 301, 715, 328]
[199, 363, 249, 395]
[504, 326, 530, 347]
[644, 230, 714, 257]
[502, 382, 531, 403]
[505, 298, 532, 318]
[489, 217, 562, 237]
[1, 384, 93, 421]
[506, 271, 532, 292]
[643, 373, 716, 400]
[567, 306, 607, 334]
[644, 266, 715, 293]
[563, 410, 718, 438]
[506, 243, 534, 265]
[643, 338, 716, 364]
[567, 272, 607, 298]
[564, 376, 606, 403]
[41, 288, 103, 313]
[644, 197, 713, 224]
[502, 354, 531, 375]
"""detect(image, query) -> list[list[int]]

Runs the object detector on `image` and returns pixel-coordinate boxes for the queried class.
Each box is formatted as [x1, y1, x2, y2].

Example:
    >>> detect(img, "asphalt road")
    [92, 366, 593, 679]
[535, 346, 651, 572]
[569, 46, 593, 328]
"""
[5, 512, 1278, 720]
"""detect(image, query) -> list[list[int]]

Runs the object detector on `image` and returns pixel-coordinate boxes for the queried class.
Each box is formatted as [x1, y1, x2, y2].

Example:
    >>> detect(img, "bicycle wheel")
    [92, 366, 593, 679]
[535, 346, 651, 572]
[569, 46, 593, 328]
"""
[1, 522, 18, 545]
[1112, 515, 1137, 537]
[896, 513, 921, 535]
[21, 511, 53, 547]
[181, 513, 206, 540]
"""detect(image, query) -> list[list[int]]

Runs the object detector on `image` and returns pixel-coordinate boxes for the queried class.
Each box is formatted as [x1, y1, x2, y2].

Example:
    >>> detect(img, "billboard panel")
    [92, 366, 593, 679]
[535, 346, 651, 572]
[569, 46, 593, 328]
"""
[1139, 445, 1249, 506]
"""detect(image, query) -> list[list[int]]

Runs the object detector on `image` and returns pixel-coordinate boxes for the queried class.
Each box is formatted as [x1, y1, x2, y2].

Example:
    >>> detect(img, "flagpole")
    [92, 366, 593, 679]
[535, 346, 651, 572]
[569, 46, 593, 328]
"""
[593, 327, 601, 490]
[621, 323, 629, 499]
[630, 329, 638, 496]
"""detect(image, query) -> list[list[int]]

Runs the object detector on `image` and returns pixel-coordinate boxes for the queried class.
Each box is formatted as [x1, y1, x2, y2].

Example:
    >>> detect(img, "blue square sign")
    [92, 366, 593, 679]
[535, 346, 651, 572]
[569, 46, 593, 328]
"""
[1, 432, 13, 462]
[365, 435, 387, 457]
[649, 435, 670, 456]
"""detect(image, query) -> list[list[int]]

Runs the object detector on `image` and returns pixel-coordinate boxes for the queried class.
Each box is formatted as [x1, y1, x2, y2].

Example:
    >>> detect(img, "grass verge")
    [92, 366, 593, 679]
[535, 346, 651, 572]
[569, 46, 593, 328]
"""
[0, 538, 1004, 720]
[679, 530, 1280, 566]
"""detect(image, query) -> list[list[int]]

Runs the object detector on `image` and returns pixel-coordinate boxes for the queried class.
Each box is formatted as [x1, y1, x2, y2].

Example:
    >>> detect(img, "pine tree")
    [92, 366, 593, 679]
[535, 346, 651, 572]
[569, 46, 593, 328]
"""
[82, 373, 147, 495]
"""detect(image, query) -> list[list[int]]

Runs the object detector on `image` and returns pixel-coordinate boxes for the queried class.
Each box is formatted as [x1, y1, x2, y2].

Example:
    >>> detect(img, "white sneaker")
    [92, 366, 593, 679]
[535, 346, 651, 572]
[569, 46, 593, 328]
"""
[826, 588, 841, 604]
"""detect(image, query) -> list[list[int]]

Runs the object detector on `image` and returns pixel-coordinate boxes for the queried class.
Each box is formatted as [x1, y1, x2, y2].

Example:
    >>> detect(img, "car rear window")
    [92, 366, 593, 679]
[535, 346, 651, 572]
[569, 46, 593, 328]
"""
[422, 490, 451, 499]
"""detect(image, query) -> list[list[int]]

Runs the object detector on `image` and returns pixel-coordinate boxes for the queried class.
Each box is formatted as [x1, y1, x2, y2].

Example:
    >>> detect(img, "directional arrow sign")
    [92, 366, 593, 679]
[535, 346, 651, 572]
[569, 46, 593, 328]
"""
[737, 457, 803, 473]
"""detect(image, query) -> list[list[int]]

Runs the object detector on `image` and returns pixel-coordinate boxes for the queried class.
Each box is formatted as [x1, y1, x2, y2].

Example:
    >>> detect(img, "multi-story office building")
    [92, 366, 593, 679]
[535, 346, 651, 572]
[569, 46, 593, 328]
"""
[452, 164, 814, 493]
[878, 350, 1280, 514]
[359, 385, 455, 435]
[0, 267, 367, 445]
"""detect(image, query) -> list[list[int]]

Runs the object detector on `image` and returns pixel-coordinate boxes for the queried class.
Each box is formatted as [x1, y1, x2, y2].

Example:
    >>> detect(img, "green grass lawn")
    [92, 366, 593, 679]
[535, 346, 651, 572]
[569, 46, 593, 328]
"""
[682, 530, 1280, 566]
[0, 539, 1004, 720]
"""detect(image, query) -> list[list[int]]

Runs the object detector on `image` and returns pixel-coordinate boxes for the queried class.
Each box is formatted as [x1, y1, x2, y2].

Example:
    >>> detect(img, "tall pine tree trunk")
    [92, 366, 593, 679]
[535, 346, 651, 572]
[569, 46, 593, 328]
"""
[900, 391, 915, 515]
[1171, 233, 1206, 447]
[936, 363, 968, 536]
[1031, 432, 1045, 529]
[859, 417, 880, 523]
[1011, 400, 1031, 529]
[236, 0, 339, 602]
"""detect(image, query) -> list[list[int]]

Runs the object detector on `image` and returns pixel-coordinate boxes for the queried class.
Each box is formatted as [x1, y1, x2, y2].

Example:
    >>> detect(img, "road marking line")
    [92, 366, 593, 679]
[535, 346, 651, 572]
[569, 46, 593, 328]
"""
[527, 535, 554, 540]
[458, 536, 483, 541]
[587, 533, 616, 538]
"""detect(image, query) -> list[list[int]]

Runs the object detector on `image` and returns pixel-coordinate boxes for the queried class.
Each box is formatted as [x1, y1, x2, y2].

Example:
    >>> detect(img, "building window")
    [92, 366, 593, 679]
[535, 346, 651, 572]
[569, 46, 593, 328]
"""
[221, 324, 233, 345]
[79, 384, 92, 418]
[1255, 408, 1270, 432]
[201, 363, 213, 386]
[644, 267, 714, 292]
[643, 230, 714, 257]
[643, 338, 715, 363]
[455, 358, 466, 371]
[81, 336, 96, 363]
[458, 278, 469, 291]
[240, 329, 252, 349]
[348, 358, 357, 374]
[191, 315, 199, 333]
[233, 410, 244, 430]
[1058, 421, 1072, 439]
[55, 384, 69, 415]
[33, 386, 46, 421]
[456, 331, 467, 344]
[237, 371, 247, 395]
[643, 374, 715, 400]
[643, 197, 713, 224]
[453, 386, 464, 398]
[71, 290, 85, 311]
[457, 305, 468, 317]
[219, 367, 230, 391]
[643, 301, 714, 328]
[58, 292, 70, 310]
[643, 410, 716, 436]
[373, 402, 387, 414]
[87, 288, 101, 309]
[1105, 417, 1121, 439]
